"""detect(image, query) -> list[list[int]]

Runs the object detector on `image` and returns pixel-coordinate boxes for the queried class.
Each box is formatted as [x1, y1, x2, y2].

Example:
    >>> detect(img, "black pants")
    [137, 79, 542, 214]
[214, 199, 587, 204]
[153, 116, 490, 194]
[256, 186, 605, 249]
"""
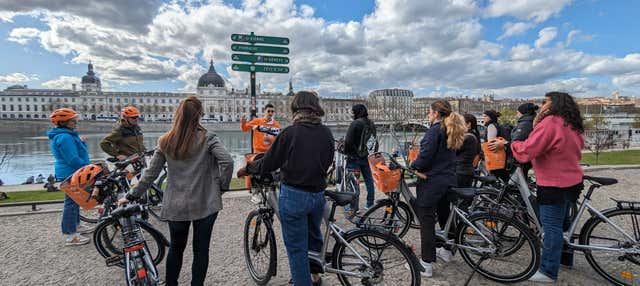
[166, 212, 218, 286]
[416, 206, 437, 263]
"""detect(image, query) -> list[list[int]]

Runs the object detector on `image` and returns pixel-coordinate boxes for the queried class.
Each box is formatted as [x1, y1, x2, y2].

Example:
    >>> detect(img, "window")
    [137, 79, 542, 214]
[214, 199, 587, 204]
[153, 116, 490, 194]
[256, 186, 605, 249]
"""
[18, 97, 21, 102]
[1, 97, 4, 102]
[124, 98, 128, 103]
[117, 98, 121, 103]
[34, 105, 38, 111]
[72, 98, 76, 102]
[1, 105, 4, 111]
[10, 105, 14, 111]
[9, 97, 13, 102]
[26, 105, 30, 111]
[161, 99, 165, 104]
[18, 105, 22, 111]
[64, 98, 68, 102]
[41, 98, 45, 102]
[26, 97, 29, 102]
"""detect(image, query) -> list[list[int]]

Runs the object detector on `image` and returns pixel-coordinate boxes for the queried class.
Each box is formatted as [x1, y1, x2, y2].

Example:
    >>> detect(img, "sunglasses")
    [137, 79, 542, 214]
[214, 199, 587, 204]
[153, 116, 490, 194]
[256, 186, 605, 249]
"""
[266, 110, 274, 113]
[130, 116, 139, 120]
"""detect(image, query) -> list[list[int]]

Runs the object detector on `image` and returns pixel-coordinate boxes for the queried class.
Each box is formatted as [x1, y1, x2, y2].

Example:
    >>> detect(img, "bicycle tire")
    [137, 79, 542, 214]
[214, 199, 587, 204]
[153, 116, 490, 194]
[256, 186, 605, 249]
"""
[456, 211, 540, 283]
[93, 218, 167, 267]
[358, 199, 412, 242]
[243, 209, 277, 285]
[332, 228, 421, 286]
[79, 206, 102, 223]
[579, 207, 640, 286]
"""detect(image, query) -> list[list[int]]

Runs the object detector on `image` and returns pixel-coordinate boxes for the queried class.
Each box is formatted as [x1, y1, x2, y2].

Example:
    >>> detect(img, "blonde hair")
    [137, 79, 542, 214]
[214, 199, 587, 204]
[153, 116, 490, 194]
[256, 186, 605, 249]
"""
[431, 100, 465, 150]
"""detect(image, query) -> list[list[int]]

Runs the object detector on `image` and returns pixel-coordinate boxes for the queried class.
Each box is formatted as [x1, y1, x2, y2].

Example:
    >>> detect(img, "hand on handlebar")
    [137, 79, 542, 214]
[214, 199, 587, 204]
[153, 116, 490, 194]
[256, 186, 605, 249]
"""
[117, 197, 129, 206]
[237, 167, 248, 178]
[117, 155, 128, 161]
[414, 172, 428, 180]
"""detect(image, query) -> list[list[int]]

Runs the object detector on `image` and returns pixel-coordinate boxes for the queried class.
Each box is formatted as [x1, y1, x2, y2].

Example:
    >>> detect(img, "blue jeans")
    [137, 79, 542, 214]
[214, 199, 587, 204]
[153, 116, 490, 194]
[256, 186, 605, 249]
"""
[539, 200, 570, 280]
[61, 194, 80, 234]
[279, 184, 325, 286]
[347, 157, 375, 209]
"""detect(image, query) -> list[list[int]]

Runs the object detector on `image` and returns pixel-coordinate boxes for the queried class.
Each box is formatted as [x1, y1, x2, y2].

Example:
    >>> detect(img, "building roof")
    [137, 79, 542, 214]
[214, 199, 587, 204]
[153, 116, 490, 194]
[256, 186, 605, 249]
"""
[197, 60, 225, 88]
[81, 63, 101, 84]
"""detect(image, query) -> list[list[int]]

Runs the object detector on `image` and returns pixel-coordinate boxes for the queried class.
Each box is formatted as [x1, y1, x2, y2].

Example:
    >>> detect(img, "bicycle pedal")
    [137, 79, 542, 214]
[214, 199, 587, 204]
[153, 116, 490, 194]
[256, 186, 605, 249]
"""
[105, 255, 124, 267]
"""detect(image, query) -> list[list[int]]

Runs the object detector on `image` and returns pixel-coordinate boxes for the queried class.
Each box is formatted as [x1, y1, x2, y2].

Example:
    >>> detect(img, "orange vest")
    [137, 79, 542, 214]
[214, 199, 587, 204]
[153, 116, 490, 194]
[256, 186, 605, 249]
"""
[240, 118, 280, 153]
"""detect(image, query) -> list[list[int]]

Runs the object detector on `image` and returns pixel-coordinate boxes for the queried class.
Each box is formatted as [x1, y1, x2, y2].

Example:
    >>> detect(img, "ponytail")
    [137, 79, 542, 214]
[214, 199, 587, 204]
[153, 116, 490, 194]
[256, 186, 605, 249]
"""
[443, 112, 465, 150]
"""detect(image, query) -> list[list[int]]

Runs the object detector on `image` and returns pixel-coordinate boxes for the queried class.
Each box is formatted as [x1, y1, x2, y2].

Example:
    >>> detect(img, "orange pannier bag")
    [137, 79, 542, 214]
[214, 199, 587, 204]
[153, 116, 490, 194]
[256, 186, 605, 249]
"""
[368, 153, 401, 194]
[408, 145, 419, 166]
[59, 164, 104, 210]
[481, 137, 506, 171]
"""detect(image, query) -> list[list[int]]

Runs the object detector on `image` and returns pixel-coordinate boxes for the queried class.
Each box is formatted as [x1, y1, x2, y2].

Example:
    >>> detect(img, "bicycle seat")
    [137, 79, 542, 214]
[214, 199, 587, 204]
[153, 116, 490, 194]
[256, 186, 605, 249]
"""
[474, 175, 497, 184]
[325, 190, 356, 206]
[449, 187, 477, 200]
[583, 175, 617, 186]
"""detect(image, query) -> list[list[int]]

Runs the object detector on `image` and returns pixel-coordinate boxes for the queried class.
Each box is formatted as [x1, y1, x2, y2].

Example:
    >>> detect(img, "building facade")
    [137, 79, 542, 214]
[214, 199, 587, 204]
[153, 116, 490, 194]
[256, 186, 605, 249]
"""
[368, 88, 414, 122]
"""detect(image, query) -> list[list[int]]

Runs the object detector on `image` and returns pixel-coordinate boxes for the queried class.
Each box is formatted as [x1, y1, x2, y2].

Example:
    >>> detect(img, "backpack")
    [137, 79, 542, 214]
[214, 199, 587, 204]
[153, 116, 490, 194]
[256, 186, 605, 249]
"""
[497, 123, 514, 142]
[357, 120, 378, 158]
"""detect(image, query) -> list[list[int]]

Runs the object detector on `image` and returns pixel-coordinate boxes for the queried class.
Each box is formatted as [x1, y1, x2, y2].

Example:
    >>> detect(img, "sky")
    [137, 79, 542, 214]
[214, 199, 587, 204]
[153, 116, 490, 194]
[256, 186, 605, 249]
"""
[0, 0, 639, 98]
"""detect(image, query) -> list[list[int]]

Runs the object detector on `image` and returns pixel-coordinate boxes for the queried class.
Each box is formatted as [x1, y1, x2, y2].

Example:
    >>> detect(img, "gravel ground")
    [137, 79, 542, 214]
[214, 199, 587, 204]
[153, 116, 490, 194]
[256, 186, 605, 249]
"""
[0, 168, 637, 286]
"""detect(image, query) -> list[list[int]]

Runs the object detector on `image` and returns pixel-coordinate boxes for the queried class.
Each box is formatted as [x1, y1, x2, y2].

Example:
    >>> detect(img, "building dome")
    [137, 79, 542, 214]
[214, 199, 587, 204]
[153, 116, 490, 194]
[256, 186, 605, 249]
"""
[197, 60, 225, 88]
[81, 63, 100, 84]
[6, 84, 27, 90]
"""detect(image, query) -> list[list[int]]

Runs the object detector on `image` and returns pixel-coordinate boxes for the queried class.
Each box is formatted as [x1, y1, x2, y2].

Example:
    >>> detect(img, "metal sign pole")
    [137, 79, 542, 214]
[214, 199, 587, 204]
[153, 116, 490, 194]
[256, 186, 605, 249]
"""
[250, 71, 256, 153]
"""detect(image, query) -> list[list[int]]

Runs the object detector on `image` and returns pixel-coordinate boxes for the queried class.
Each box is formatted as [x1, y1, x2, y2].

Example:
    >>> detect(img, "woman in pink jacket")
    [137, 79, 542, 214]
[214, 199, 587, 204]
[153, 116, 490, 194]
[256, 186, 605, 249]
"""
[492, 92, 584, 283]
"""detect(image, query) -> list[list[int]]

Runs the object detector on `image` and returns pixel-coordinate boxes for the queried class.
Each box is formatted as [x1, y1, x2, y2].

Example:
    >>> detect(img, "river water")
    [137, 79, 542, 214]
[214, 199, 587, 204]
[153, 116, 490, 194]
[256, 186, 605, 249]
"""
[0, 130, 420, 185]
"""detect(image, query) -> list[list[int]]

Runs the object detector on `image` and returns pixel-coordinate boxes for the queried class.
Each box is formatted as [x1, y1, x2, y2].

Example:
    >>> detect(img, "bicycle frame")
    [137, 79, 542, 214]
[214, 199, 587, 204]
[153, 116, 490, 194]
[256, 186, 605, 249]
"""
[507, 167, 542, 232]
[438, 203, 497, 253]
[564, 185, 640, 252]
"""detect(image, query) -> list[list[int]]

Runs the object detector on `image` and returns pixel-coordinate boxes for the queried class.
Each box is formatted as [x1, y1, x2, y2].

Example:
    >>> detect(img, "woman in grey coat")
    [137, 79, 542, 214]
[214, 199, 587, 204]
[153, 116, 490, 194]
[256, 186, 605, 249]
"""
[119, 96, 234, 286]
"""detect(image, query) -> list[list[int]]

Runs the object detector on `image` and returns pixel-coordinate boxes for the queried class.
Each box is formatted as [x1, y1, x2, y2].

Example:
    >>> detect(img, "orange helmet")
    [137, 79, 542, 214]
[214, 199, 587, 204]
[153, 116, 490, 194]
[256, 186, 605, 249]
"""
[50, 108, 79, 125]
[121, 106, 140, 118]
[70, 164, 104, 188]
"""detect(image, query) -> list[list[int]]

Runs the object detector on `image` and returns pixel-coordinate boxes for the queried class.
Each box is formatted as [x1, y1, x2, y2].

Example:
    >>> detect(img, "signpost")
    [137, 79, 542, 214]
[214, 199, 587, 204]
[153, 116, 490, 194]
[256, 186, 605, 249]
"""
[230, 32, 289, 153]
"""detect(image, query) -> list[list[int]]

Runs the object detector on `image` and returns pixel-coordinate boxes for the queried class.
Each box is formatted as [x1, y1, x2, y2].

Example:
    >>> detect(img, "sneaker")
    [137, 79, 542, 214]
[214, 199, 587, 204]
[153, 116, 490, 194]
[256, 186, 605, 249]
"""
[76, 224, 95, 235]
[405, 259, 433, 277]
[436, 247, 453, 263]
[312, 276, 322, 286]
[528, 271, 554, 283]
[65, 234, 90, 246]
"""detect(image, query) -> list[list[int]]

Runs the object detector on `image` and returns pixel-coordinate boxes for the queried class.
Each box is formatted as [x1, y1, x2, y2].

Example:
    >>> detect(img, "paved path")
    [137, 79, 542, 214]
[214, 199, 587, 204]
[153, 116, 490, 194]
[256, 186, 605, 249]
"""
[1, 169, 637, 285]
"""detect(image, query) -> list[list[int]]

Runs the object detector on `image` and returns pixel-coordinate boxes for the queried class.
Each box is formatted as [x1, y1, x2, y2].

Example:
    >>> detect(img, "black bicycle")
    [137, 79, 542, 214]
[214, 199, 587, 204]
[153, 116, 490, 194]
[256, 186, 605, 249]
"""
[94, 203, 167, 286]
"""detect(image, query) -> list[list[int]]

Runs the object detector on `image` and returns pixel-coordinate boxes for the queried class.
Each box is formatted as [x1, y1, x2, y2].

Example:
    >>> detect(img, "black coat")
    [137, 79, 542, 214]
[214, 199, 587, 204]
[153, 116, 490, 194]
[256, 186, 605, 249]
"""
[511, 114, 535, 142]
[456, 133, 479, 176]
[410, 122, 457, 207]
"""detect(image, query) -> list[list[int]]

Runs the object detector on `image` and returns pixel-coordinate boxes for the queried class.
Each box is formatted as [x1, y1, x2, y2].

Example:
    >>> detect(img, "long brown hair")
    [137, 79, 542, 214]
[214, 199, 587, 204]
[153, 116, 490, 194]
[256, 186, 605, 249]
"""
[431, 100, 465, 150]
[159, 96, 205, 160]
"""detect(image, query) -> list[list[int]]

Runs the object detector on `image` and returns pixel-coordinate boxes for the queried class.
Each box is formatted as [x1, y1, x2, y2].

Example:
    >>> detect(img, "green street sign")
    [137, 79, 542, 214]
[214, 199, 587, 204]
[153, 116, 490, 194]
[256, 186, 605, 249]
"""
[231, 34, 290, 45]
[231, 44, 289, 55]
[231, 54, 289, 64]
[232, 64, 289, 74]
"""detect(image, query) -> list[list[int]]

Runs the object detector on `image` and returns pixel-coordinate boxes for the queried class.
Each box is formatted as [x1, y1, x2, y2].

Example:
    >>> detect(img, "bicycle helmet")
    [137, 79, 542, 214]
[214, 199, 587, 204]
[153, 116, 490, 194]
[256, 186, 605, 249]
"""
[121, 106, 140, 118]
[49, 108, 79, 125]
[70, 164, 104, 188]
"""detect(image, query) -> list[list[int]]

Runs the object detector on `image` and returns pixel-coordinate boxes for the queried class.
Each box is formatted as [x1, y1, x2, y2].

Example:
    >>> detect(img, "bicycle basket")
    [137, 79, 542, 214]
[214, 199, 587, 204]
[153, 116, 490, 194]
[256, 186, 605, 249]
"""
[368, 152, 401, 194]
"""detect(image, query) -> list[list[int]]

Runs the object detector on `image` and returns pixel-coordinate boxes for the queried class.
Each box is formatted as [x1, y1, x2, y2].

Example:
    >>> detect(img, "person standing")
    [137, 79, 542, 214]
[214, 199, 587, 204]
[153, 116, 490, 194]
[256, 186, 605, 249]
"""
[410, 100, 465, 277]
[240, 103, 280, 153]
[493, 92, 585, 282]
[456, 114, 481, 188]
[100, 106, 146, 160]
[119, 96, 234, 286]
[343, 104, 378, 213]
[47, 108, 92, 245]
[237, 91, 334, 286]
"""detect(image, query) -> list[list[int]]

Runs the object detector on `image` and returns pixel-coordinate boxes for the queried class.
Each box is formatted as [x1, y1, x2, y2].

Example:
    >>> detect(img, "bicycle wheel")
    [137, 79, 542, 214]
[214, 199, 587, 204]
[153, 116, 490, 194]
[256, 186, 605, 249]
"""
[332, 228, 421, 286]
[243, 209, 277, 285]
[93, 219, 167, 267]
[79, 204, 104, 223]
[125, 251, 159, 286]
[580, 207, 640, 286]
[358, 199, 412, 242]
[456, 211, 540, 283]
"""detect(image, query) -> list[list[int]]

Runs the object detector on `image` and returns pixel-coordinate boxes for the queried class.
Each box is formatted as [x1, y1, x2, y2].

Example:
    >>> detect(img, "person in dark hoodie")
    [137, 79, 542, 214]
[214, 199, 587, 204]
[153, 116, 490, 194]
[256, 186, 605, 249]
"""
[343, 104, 378, 213]
[100, 106, 146, 160]
[47, 108, 92, 246]
[237, 91, 334, 286]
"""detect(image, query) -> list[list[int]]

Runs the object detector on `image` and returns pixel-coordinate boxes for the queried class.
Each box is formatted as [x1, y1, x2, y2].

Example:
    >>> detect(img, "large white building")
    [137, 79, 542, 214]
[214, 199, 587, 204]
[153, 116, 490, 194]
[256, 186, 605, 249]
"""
[0, 62, 364, 123]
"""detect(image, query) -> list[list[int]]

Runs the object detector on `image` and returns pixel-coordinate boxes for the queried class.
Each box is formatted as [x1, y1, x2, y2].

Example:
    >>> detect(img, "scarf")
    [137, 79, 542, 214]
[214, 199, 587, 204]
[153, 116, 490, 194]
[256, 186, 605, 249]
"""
[293, 109, 322, 124]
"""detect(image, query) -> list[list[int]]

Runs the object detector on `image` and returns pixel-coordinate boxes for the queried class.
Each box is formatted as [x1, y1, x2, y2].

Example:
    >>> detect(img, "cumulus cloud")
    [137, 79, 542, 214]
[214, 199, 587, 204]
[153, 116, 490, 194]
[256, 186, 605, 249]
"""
[485, 0, 572, 23]
[41, 76, 80, 89]
[498, 21, 535, 40]
[534, 27, 558, 48]
[0, 72, 38, 84]
[0, 0, 161, 33]
[1, 0, 637, 98]
[566, 29, 593, 47]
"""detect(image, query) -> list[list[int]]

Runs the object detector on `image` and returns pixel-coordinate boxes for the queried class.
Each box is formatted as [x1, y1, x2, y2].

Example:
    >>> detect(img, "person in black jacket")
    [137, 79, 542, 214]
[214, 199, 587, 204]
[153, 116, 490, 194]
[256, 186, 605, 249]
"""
[343, 104, 377, 212]
[456, 114, 481, 187]
[411, 100, 465, 277]
[237, 91, 333, 286]
[512, 103, 538, 141]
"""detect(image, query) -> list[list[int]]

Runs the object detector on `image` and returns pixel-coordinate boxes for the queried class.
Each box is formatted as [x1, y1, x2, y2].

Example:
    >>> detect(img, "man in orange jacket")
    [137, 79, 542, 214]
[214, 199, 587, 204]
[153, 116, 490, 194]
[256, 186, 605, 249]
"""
[240, 103, 280, 153]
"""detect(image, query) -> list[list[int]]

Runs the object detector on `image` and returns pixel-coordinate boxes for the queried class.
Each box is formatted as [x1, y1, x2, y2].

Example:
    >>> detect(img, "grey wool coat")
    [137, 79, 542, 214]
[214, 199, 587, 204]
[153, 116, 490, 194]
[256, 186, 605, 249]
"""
[130, 131, 234, 221]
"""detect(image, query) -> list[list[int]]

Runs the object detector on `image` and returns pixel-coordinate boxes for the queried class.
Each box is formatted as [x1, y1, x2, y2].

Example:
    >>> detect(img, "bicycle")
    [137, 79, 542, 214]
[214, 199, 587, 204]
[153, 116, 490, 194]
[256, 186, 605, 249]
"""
[325, 138, 361, 216]
[360, 152, 541, 283]
[242, 162, 423, 286]
[94, 203, 166, 286]
[80, 150, 166, 223]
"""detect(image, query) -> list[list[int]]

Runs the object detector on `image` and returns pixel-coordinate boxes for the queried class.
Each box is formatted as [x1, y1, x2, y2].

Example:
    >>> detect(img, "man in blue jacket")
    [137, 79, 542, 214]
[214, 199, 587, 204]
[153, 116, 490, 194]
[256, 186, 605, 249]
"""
[48, 108, 92, 246]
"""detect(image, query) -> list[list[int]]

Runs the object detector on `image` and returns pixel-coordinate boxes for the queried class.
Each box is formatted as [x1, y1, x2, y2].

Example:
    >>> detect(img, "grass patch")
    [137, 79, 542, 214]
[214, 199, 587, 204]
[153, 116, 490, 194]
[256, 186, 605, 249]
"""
[581, 150, 640, 166]
[1, 178, 249, 204]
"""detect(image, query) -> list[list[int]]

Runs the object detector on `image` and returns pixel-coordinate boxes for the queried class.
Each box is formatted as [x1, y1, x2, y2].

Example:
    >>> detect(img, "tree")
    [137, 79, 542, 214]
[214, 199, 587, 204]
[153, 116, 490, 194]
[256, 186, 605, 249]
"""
[584, 115, 613, 165]
[0, 145, 15, 171]
[499, 107, 518, 126]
